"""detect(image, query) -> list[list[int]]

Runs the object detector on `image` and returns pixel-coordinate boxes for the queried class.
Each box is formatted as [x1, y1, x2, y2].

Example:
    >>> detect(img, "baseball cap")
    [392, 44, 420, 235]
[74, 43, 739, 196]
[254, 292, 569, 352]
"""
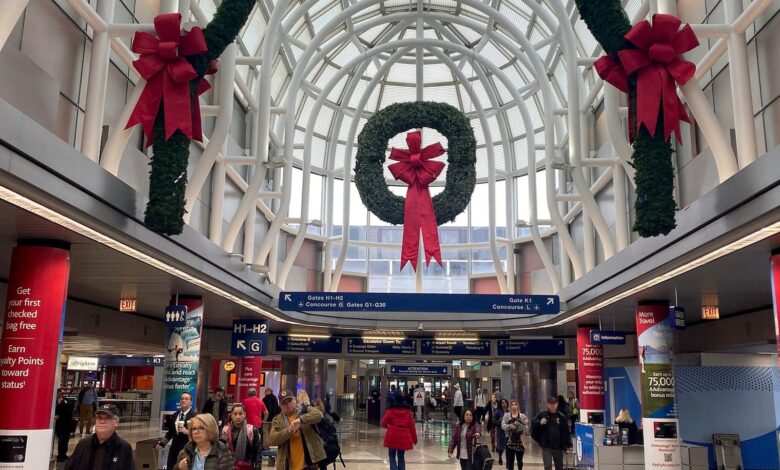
[95, 404, 120, 418]
[546, 396, 558, 404]
[279, 389, 295, 403]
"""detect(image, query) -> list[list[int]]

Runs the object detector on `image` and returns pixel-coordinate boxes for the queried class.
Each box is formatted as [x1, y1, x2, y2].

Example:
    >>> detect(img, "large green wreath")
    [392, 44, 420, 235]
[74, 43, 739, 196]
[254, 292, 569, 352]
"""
[354, 101, 476, 225]
[144, 0, 253, 235]
[576, 0, 677, 237]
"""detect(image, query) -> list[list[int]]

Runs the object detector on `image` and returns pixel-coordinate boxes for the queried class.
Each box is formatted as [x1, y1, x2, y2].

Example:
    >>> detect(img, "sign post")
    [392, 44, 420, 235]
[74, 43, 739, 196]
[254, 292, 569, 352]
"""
[0, 244, 70, 469]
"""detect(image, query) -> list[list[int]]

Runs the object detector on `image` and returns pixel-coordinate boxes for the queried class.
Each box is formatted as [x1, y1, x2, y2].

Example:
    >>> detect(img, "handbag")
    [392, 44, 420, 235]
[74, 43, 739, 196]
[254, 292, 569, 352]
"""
[226, 425, 255, 470]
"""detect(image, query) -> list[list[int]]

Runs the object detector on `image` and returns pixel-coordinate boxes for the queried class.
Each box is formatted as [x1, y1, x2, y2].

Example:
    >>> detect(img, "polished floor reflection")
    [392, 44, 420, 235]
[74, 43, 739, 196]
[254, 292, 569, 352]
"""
[54, 416, 551, 469]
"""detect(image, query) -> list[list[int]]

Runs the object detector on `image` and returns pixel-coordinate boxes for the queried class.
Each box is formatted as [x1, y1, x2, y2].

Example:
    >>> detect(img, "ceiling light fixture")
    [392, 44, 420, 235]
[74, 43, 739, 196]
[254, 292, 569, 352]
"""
[289, 333, 331, 339]
[0, 185, 298, 325]
[514, 220, 780, 330]
[362, 336, 406, 341]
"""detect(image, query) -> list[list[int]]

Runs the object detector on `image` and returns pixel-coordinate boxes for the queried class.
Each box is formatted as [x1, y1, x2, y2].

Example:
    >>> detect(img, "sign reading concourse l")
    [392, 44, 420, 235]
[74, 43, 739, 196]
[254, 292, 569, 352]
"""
[278, 292, 560, 314]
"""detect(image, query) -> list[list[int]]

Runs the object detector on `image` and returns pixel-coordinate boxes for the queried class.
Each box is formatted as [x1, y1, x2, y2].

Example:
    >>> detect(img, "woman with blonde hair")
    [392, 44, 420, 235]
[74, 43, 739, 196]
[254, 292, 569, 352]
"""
[615, 409, 638, 445]
[177, 413, 234, 469]
[297, 390, 311, 414]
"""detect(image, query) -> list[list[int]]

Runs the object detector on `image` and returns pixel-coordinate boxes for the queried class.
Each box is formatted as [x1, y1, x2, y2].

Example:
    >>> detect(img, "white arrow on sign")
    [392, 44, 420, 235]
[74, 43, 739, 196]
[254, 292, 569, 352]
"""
[547, 297, 554, 305]
[284, 294, 292, 302]
[236, 340, 247, 350]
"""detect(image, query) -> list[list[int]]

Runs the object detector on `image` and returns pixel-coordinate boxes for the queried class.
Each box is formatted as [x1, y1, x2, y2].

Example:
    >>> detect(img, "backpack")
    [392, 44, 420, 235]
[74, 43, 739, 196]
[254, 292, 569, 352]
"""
[316, 419, 345, 468]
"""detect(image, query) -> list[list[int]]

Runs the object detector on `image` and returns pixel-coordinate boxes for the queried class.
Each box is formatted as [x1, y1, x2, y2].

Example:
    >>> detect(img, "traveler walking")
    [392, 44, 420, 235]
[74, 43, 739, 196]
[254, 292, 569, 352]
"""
[495, 399, 509, 465]
[493, 384, 503, 404]
[203, 387, 229, 426]
[244, 388, 269, 428]
[502, 400, 529, 470]
[269, 389, 326, 470]
[77, 383, 98, 435]
[54, 395, 73, 462]
[221, 404, 262, 469]
[314, 399, 343, 470]
[448, 409, 482, 470]
[474, 388, 487, 423]
[452, 384, 464, 421]
[263, 388, 281, 421]
[381, 396, 418, 470]
[65, 404, 134, 470]
[567, 391, 579, 434]
[531, 397, 573, 470]
[441, 387, 450, 420]
[175, 413, 234, 469]
[484, 394, 499, 452]
[157, 392, 197, 470]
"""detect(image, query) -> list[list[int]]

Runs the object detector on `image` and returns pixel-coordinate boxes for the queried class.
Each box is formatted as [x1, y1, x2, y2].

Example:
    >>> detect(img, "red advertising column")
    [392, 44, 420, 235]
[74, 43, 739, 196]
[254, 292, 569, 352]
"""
[0, 244, 70, 468]
[237, 357, 263, 402]
[576, 326, 604, 423]
[771, 253, 780, 360]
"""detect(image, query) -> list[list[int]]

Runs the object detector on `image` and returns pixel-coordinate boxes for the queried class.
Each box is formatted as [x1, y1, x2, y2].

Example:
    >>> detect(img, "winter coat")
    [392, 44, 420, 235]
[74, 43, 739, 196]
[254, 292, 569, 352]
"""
[65, 432, 135, 470]
[448, 421, 481, 461]
[177, 440, 234, 470]
[381, 407, 418, 451]
[532, 410, 572, 450]
[269, 406, 326, 470]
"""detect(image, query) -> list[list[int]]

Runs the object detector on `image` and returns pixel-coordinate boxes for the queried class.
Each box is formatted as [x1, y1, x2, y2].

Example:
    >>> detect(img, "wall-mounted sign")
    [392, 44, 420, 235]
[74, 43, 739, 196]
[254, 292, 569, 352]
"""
[119, 298, 137, 312]
[589, 330, 626, 345]
[496, 339, 566, 356]
[67, 356, 99, 371]
[701, 306, 719, 320]
[165, 305, 187, 327]
[224, 361, 236, 371]
[670, 306, 686, 330]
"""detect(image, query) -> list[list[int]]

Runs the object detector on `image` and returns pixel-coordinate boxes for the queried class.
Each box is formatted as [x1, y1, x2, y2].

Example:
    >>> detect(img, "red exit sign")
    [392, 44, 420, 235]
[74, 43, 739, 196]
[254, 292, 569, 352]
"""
[701, 306, 719, 320]
[119, 298, 137, 312]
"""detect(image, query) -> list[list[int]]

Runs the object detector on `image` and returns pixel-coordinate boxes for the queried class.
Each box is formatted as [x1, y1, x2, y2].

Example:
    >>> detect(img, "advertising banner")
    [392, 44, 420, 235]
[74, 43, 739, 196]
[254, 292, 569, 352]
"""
[577, 327, 604, 420]
[0, 245, 70, 469]
[237, 357, 263, 402]
[771, 254, 780, 360]
[636, 302, 680, 470]
[162, 297, 204, 414]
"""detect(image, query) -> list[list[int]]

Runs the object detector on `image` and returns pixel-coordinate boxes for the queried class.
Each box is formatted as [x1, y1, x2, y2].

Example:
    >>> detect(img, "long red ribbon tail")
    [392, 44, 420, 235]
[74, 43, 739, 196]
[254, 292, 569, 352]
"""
[400, 185, 423, 271]
[419, 187, 442, 266]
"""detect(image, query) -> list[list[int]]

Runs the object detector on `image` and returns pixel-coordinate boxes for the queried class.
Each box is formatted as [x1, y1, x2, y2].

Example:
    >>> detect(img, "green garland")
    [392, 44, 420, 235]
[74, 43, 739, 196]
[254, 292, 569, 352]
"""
[145, 0, 253, 235]
[576, 0, 677, 237]
[354, 101, 476, 225]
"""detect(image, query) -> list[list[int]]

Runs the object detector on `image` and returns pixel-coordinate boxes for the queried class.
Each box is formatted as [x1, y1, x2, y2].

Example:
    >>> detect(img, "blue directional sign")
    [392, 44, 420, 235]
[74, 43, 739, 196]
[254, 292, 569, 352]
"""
[669, 306, 685, 330]
[347, 338, 417, 355]
[231, 319, 269, 356]
[279, 292, 559, 314]
[420, 339, 491, 356]
[165, 305, 188, 328]
[275, 335, 343, 354]
[496, 339, 566, 356]
[388, 365, 449, 376]
[589, 330, 626, 345]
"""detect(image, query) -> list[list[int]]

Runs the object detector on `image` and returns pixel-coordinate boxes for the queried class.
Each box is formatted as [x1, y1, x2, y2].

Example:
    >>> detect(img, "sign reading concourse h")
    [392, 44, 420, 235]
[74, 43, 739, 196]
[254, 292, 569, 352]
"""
[278, 292, 560, 314]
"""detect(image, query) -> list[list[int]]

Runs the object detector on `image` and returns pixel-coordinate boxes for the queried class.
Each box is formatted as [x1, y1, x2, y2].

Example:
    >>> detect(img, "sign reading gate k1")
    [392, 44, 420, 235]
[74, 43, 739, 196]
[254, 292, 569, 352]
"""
[231, 319, 269, 356]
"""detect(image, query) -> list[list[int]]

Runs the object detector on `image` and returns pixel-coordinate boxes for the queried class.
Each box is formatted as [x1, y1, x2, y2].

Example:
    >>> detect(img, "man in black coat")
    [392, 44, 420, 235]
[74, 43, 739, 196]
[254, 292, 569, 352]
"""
[532, 396, 573, 470]
[54, 395, 74, 462]
[262, 387, 281, 421]
[65, 404, 134, 470]
[202, 386, 228, 425]
[156, 392, 196, 470]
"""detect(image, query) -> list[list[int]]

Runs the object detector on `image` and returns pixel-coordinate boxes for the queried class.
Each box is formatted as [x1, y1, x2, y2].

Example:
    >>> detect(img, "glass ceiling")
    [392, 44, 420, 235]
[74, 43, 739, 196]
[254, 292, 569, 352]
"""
[192, 0, 646, 182]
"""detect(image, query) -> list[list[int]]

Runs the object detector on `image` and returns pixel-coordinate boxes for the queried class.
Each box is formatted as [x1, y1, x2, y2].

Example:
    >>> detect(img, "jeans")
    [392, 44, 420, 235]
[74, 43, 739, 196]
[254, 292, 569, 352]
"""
[459, 458, 472, 470]
[542, 448, 564, 470]
[389, 448, 406, 470]
[506, 448, 524, 470]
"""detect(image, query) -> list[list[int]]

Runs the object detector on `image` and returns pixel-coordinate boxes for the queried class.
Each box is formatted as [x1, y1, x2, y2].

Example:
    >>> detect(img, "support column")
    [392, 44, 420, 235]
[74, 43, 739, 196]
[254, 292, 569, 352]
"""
[280, 357, 298, 394]
[162, 297, 204, 425]
[0, 243, 70, 469]
[770, 252, 780, 360]
[577, 326, 605, 423]
[636, 301, 680, 470]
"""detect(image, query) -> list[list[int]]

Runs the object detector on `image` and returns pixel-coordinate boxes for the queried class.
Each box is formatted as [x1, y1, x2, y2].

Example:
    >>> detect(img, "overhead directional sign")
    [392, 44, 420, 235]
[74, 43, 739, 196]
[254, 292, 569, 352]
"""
[420, 339, 491, 356]
[347, 338, 417, 355]
[496, 339, 566, 356]
[279, 292, 559, 314]
[231, 319, 269, 356]
[165, 305, 187, 328]
[388, 365, 449, 376]
[275, 335, 343, 354]
[589, 330, 626, 345]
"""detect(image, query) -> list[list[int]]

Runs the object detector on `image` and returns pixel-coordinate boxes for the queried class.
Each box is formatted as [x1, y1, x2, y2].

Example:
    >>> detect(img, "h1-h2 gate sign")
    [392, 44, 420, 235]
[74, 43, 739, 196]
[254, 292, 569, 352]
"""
[231, 319, 269, 356]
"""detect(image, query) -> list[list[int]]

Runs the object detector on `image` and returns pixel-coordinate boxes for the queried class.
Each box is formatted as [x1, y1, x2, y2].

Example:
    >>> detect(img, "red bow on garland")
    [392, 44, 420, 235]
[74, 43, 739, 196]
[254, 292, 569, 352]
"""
[126, 13, 214, 146]
[388, 131, 446, 271]
[595, 14, 699, 143]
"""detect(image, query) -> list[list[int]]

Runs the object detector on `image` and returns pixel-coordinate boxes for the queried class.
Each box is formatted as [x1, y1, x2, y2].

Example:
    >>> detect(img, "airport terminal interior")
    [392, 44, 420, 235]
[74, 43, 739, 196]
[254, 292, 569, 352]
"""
[1, 0, 780, 468]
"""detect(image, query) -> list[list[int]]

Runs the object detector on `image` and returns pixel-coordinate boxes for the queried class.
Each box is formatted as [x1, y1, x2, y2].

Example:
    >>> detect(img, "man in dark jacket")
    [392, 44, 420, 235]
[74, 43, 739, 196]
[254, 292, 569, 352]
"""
[263, 387, 281, 421]
[54, 395, 74, 462]
[202, 386, 228, 426]
[65, 404, 134, 470]
[156, 392, 197, 470]
[532, 397, 573, 470]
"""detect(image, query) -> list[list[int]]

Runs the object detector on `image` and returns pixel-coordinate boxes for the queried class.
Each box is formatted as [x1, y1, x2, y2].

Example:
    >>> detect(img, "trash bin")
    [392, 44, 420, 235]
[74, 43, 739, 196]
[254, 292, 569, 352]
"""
[135, 438, 160, 470]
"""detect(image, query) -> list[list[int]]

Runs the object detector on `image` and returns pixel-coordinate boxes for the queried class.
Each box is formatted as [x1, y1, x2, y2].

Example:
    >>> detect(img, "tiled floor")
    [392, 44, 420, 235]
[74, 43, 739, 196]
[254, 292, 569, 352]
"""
[54, 414, 553, 469]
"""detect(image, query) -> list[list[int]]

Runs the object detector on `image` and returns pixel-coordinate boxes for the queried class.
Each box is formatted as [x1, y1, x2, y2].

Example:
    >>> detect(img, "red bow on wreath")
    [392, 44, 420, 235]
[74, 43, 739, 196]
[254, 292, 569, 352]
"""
[388, 131, 446, 270]
[126, 13, 214, 146]
[595, 14, 699, 143]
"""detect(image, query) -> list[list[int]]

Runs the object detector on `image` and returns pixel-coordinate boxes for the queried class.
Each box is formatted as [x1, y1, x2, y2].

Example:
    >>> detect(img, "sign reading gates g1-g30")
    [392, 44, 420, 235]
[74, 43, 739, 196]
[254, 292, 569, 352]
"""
[420, 339, 491, 356]
[347, 338, 417, 355]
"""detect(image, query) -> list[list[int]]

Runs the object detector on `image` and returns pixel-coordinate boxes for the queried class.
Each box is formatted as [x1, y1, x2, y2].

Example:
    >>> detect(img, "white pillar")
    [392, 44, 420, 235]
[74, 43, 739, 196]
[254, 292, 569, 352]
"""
[81, 0, 114, 162]
[0, 0, 28, 51]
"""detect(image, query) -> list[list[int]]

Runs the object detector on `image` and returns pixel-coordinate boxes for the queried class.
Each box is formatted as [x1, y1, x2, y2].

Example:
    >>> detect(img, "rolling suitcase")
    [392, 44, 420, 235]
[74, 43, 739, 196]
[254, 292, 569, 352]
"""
[472, 437, 494, 470]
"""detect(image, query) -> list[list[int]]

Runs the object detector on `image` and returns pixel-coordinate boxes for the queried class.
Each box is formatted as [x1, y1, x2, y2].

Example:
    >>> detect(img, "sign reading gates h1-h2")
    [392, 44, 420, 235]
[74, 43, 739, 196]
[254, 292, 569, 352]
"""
[231, 319, 269, 356]
[279, 292, 559, 314]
